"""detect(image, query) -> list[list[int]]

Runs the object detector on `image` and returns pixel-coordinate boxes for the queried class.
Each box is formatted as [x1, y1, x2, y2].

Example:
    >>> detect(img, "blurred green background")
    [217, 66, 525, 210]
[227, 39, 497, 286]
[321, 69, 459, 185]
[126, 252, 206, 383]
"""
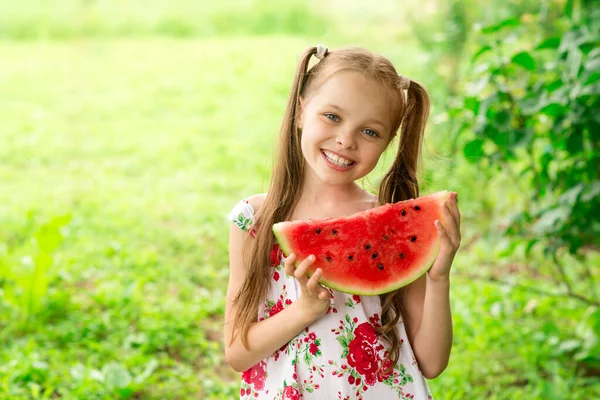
[0, 0, 598, 398]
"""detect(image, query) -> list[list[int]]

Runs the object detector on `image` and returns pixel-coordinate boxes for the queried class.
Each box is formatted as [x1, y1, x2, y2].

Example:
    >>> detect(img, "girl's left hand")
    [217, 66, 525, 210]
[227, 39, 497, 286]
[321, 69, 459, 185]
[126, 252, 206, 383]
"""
[428, 192, 461, 282]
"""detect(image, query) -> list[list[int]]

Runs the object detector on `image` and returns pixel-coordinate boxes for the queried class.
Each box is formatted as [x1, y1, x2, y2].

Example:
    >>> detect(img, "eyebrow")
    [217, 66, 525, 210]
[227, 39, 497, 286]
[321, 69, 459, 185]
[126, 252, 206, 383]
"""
[327, 104, 389, 130]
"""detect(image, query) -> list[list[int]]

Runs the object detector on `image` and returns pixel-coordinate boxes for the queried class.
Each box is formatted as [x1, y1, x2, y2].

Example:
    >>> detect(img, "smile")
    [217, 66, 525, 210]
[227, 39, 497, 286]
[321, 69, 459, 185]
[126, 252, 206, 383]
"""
[321, 150, 356, 169]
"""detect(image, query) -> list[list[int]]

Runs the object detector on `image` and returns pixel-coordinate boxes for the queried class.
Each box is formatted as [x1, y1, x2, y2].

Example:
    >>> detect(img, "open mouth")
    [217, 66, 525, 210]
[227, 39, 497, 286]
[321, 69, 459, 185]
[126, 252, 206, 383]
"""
[321, 150, 356, 169]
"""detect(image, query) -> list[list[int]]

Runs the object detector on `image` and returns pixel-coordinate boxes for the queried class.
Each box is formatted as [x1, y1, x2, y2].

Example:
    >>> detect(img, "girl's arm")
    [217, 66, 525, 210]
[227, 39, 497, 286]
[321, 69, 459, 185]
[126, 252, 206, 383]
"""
[402, 274, 452, 379]
[224, 221, 331, 372]
[402, 192, 460, 379]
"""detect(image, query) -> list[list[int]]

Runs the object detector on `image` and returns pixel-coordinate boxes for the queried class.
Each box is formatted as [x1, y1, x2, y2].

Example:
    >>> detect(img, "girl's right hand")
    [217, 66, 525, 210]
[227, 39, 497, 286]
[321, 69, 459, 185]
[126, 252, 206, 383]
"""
[284, 253, 332, 321]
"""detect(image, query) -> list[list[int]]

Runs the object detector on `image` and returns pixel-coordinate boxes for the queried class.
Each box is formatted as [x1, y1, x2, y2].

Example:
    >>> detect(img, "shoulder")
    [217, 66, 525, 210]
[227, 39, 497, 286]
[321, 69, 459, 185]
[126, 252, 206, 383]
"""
[246, 193, 268, 214]
[359, 190, 379, 211]
[227, 193, 267, 234]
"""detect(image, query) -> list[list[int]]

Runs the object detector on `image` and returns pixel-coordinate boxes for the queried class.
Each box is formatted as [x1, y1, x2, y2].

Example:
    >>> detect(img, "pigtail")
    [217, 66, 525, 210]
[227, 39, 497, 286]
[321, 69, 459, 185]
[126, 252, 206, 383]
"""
[229, 46, 321, 352]
[378, 80, 430, 205]
[376, 79, 431, 376]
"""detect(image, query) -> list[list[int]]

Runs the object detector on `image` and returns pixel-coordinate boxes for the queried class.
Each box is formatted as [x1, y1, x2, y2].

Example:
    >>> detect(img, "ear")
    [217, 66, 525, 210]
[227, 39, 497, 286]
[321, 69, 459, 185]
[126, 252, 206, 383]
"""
[297, 96, 304, 128]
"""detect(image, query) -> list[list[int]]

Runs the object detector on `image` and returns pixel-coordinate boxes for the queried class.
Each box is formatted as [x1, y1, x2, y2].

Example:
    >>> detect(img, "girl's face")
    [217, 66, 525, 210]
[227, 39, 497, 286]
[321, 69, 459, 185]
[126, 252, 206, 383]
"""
[299, 70, 396, 188]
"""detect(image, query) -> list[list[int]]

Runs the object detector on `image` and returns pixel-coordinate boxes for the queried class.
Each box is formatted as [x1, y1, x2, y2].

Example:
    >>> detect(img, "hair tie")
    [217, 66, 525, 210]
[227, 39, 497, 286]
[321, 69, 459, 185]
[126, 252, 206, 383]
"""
[398, 74, 410, 90]
[315, 44, 328, 61]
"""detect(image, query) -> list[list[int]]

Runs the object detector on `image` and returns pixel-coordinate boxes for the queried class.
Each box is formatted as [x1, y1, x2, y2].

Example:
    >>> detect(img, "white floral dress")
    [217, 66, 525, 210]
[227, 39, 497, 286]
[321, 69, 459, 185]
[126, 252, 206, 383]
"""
[228, 199, 433, 400]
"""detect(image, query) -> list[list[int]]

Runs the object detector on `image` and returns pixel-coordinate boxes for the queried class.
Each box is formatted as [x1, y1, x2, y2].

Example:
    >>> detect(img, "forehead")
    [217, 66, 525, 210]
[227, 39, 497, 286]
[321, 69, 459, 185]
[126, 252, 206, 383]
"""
[305, 70, 397, 126]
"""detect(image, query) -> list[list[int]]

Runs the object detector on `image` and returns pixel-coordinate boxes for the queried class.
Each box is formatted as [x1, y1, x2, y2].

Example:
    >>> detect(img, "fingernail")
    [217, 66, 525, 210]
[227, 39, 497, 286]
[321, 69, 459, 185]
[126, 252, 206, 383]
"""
[309, 255, 315, 261]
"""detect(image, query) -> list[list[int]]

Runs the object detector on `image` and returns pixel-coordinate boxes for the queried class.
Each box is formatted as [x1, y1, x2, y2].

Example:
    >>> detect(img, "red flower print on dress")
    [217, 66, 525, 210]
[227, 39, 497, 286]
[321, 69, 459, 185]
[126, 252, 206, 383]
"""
[347, 322, 393, 385]
[242, 360, 266, 391]
[309, 342, 319, 355]
[354, 321, 378, 343]
[282, 385, 300, 400]
[369, 313, 381, 327]
[264, 286, 289, 319]
[329, 315, 415, 398]
[270, 243, 283, 266]
[269, 299, 284, 317]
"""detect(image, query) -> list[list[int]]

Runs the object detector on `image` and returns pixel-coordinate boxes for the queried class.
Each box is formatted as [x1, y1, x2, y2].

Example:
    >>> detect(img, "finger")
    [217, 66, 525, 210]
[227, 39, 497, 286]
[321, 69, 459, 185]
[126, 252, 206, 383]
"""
[305, 268, 323, 294]
[439, 215, 460, 250]
[441, 201, 458, 241]
[294, 254, 315, 286]
[450, 193, 461, 233]
[284, 253, 296, 276]
[435, 219, 455, 251]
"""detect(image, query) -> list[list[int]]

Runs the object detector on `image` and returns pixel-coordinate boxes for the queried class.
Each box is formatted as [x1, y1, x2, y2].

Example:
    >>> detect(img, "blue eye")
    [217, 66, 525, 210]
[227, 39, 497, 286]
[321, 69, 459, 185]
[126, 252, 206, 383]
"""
[363, 129, 379, 138]
[325, 113, 340, 122]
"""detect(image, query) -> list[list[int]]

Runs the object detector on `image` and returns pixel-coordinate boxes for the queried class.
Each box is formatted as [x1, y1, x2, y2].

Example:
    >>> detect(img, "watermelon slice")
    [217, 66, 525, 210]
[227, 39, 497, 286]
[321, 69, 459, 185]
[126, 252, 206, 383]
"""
[272, 191, 449, 295]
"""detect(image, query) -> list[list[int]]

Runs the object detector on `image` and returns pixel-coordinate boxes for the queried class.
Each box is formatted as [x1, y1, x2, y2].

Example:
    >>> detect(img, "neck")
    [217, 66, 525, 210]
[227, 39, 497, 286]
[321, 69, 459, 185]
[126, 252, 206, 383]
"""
[297, 170, 365, 211]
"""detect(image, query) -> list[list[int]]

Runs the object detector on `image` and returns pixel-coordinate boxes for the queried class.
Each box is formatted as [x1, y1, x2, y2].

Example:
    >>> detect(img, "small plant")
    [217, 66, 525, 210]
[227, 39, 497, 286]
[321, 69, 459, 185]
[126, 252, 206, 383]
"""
[0, 213, 71, 328]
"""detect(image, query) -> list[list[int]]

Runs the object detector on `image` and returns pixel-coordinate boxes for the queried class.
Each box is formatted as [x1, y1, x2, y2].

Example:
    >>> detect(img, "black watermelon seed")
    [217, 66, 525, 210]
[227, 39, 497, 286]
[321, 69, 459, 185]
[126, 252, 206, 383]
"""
[414, 206, 421, 210]
[378, 264, 384, 270]
[400, 253, 405, 258]
[383, 235, 389, 240]
[326, 256, 332, 262]
[316, 228, 321, 234]
[347, 255, 354, 261]
[401, 210, 406, 216]
[365, 244, 371, 250]
[411, 236, 417, 242]
[390, 229, 396, 234]
[371, 252, 378, 259]
[331, 229, 337, 235]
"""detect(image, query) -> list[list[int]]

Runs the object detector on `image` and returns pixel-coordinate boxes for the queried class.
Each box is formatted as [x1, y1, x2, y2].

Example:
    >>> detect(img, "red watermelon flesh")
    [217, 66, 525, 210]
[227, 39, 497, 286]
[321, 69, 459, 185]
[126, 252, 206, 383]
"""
[272, 191, 449, 295]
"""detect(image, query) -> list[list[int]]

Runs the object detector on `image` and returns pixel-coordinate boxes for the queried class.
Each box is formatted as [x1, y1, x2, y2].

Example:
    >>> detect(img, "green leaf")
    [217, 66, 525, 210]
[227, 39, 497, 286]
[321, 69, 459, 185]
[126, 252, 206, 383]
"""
[584, 57, 600, 72]
[511, 52, 536, 71]
[535, 37, 561, 50]
[567, 47, 583, 79]
[481, 17, 520, 34]
[525, 239, 538, 256]
[559, 183, 584, 206]
[494, 110, 511, 128]
[134, 359, 158, 384]
[584, 72, 600, 85]
[565, 0, 574, 18]
[581, 181, 600, 202]
[463, 139, 485, 161]
[559, 339, 581, 353]
[472, 45, 492, 62]
[566, 130, 584, 153]
[539, 103, 564, 117]
[533, 207, 570, 234]
[336, 335, 349, 349]
[102, 362, 132, 390]
[463, 97, 479, 113]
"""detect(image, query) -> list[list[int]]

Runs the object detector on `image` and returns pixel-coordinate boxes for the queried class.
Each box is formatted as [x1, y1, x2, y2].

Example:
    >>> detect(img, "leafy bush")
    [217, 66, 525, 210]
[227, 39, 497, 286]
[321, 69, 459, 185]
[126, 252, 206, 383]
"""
[453, 2, 599, 256]
[449, 0, 600, 368]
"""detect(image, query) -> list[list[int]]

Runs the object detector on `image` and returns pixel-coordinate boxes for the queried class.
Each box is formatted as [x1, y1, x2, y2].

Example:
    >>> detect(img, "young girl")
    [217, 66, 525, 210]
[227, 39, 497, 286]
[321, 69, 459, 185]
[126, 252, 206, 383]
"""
[225, 44, 461, 400]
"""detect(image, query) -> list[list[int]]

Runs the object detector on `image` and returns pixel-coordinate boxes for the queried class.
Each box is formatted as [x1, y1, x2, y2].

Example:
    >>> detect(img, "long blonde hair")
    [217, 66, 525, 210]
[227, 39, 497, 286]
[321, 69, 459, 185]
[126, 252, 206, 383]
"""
[230, 46, 430, 374]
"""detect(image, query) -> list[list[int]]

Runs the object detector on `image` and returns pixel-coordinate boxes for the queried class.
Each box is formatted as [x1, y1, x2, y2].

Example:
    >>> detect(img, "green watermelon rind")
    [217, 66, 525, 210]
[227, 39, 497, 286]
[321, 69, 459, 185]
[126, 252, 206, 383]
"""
[272, 191, 448, 295]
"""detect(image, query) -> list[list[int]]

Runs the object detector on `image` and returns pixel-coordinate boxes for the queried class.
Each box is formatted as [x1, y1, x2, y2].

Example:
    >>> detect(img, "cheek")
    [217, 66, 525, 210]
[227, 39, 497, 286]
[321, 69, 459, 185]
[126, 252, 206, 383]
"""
[303, 118, 333, 141]
[362, 144, 387, 165]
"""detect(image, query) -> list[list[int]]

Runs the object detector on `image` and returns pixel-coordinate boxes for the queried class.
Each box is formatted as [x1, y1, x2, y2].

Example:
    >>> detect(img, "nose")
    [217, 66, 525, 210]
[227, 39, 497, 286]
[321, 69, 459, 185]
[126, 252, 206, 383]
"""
[336, 128, 356, 149]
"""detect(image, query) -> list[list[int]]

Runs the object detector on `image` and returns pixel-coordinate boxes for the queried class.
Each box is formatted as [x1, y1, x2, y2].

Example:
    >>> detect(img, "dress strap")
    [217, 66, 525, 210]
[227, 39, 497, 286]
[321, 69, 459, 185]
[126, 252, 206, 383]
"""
[227, 199, 256, 234]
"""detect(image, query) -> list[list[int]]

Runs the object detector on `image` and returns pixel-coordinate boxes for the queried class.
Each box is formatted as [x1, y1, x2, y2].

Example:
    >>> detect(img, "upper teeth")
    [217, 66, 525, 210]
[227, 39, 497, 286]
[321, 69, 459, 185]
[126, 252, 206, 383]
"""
[323, 150, 353, 166]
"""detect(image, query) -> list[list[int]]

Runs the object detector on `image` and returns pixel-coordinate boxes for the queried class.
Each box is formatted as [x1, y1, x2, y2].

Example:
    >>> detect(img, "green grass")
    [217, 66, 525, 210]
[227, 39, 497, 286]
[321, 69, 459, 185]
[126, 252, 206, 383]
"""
[0, 36, 311, 398]
[0, 2, 599, 399]
[0, 0, 331, 39]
